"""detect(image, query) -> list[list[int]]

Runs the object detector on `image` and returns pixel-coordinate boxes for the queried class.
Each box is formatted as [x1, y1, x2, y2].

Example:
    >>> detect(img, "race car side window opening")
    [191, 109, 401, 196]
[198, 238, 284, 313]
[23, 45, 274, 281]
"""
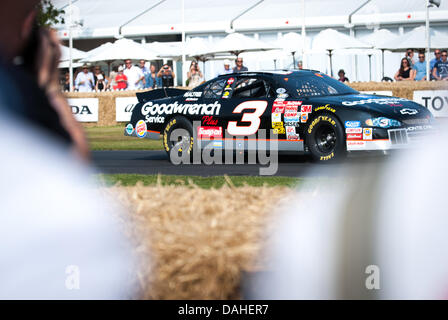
[286, 74, 358, 97]
[203, 79, 227, 99]
[232, 78, 275, 99]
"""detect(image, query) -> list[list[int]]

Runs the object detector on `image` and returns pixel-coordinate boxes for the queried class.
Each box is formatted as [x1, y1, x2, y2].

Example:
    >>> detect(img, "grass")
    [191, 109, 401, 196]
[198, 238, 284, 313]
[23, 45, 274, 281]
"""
[85, 125, 163, 150]
[97, 174, 303, 189]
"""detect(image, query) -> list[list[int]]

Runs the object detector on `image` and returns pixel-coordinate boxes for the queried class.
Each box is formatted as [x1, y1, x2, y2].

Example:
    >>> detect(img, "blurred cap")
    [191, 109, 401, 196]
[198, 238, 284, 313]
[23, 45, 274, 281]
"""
[224, 59, 231, 66]
[118, 66, 124, 72]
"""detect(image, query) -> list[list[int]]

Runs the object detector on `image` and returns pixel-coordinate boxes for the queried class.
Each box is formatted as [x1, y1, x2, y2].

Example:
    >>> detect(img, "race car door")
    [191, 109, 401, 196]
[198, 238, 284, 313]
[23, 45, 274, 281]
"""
[222, 75, 276, 151]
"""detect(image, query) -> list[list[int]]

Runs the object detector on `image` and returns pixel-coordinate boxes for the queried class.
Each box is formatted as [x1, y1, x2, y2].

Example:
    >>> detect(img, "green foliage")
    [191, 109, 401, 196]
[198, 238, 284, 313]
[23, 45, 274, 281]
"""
[36, 0, 65, 27]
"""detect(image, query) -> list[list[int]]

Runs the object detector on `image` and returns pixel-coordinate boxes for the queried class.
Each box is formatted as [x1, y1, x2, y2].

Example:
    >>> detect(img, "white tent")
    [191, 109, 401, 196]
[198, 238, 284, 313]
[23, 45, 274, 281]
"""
[311, 28, 372, 77]
[58, 61, 83, 69]
[60, 45, 86, 61]
[80, 38, 159, 63]
[379, 26, 448, 51]
[202, 32, 278, 57]
[273, 32, 312, 68]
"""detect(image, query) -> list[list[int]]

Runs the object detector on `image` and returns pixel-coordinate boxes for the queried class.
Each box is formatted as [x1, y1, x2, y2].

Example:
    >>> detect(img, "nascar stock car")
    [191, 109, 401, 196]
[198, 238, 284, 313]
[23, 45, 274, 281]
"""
[124, 70, 435, 162]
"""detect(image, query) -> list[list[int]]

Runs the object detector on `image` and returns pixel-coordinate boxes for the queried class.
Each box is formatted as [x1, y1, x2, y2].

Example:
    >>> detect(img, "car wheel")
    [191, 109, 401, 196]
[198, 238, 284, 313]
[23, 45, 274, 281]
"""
[163, 116, 194, 163]
[305, 113, 346, 162]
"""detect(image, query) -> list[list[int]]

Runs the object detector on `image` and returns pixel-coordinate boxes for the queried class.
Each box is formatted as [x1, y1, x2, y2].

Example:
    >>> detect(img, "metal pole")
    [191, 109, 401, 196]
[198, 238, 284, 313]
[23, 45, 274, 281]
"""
[69, 0, 73, 92]
[301, 0, 306, 68]
[426, 0, 431, 81]
[181, 0, 186, 87]
[368, 54, 372, 81]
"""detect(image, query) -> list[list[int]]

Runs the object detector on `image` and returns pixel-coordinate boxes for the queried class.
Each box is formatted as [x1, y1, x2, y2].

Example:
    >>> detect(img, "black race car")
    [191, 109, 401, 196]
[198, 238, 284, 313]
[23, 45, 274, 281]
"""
[125, 70, 435, 162]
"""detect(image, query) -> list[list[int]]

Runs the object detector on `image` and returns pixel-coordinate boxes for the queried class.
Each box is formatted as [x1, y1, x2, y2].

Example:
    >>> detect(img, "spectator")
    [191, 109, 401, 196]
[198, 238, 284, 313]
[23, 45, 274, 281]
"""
[147, 64, 162, 89]
[93, 66, 108, 91]
[139, 59, 151, 89]
[108, 65, 118, 90]
[75, 64, 95, 92]
[124, 59, 144, 90]
[433, 50, 448, 81]
[298, 61, 303, 70]
[233, 57, 248, 73]
[157, 64, 175, 88]
[113, 66, 128, 90]
[405, 48, 415, 67]
[218, 59, 233, 76]
[187, 61, 203, 88]
[430, 49, 441, 79]
[394, 58, 414, 81]
[61, 72, 70, 91]
[337, 69, 349, 83]
[412, 52, 427, 81]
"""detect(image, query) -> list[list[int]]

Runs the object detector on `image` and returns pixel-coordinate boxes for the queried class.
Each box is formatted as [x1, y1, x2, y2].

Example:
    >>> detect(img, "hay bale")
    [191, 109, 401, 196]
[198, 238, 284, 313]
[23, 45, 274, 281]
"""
[110, 183, 293, 300]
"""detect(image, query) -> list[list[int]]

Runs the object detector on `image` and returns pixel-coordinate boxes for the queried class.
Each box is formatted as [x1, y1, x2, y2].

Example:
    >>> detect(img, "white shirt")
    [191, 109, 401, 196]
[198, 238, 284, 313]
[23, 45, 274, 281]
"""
[124, 66, 144, 90]
[75, 71, 95, 92]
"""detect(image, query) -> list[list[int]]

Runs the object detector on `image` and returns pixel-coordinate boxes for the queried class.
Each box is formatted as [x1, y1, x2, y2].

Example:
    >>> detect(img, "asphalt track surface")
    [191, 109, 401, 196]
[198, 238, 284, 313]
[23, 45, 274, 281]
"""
[92, 150, 391, 177]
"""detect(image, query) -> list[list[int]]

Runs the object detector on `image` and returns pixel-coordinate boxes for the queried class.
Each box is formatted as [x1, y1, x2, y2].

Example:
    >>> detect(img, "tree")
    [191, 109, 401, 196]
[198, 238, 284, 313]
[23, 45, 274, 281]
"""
[36, 0, 65, 27]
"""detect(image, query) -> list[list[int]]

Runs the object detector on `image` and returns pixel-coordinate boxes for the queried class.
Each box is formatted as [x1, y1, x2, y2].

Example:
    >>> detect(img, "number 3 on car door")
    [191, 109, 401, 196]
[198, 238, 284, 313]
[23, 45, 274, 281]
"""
[227, 101, 268, 136]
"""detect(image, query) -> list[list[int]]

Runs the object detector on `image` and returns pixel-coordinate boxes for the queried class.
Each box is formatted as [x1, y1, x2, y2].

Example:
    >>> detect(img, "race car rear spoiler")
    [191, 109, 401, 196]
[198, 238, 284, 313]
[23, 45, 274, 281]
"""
[136, 88, 189, 103]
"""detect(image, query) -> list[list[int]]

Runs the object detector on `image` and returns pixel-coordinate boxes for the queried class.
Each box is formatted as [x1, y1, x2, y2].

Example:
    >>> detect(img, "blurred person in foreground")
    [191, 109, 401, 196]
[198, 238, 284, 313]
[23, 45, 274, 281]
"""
[157, 63, 175, 88]
[248, 128, 448, 299]
[0, 0, 137, 299]
[413, 51, 427, 81]
[432, 50, 448, 81]
[394, 58, 414, 81]
[233, 57, 248, 73]
[0, 0, 89, 160]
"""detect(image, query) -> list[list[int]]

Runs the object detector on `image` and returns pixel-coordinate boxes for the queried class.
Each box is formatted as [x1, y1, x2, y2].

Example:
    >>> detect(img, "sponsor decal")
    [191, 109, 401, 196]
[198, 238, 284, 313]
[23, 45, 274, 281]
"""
[413, 90, 448, 117]
[141, 101, 221, 117]
[145, 115, 165, 123]
[400, 108, 418, 115]
[272, 106, 285, 113]
[345, 121, 361, 128]
[272, 122, 285, 134]
[272, 112, 282, 123]
[185, 98, 199, 102]
[342, 97, 407, 107]
[184, 91, 202, 98]
[116, 97, 139, 122]
[320, 152, 334, 161]
[202, 115, 218, 125]
[163, 119, 177, 151]
[213, 140, 223, 149]
[308, 115, 336, 134]
[222, 91, 231, 98]
[286, 126, 300, 141]
[361, 91, 393, 96]
[227, 77, 235, 85]
[276, 88, 287, 94]
[197, 126, 223, 139]
[136, 120, 147, 138]
[301, 105, 312, 113]
[301, 113, 308, 123]
[347, 140, 366, 149]
[363, 128, 373, 140]
[346, 128, 362, 134]
[406, 125, 433, 131]
[284, 112, 300, 123]
[68, 98, 99, 122]
[315, 104, 336, 113]
[125, 123, 134, 135]
[277, 93, 289, 99]
[346, 133, 363, 140]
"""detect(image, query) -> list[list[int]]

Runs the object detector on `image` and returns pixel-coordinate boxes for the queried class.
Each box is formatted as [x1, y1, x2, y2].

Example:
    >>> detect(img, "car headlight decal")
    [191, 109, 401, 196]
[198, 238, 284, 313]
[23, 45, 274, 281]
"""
[365, 117, 401, 128]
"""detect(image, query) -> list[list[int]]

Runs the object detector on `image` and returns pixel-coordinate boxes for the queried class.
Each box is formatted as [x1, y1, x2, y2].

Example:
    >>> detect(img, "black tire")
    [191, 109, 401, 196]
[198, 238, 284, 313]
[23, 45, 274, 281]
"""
[162, 116, 194, 164]
[305, 113, 346, 162]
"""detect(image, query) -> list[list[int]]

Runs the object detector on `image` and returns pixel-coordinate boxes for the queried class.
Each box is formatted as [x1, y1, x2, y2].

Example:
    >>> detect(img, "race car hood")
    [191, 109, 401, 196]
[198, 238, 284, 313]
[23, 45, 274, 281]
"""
[308, 94, 433, 121]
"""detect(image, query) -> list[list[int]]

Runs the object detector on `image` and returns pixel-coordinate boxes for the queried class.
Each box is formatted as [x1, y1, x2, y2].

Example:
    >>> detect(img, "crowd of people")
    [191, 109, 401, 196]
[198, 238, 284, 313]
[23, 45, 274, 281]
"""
[394, 48, 448, 82]
[61, 48, 448, 92]
[66, 59, 176, 92]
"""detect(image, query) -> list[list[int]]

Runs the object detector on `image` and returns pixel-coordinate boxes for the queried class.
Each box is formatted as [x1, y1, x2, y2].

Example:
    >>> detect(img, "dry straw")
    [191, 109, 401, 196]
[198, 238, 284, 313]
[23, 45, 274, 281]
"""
[108, 179, 294, 299]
